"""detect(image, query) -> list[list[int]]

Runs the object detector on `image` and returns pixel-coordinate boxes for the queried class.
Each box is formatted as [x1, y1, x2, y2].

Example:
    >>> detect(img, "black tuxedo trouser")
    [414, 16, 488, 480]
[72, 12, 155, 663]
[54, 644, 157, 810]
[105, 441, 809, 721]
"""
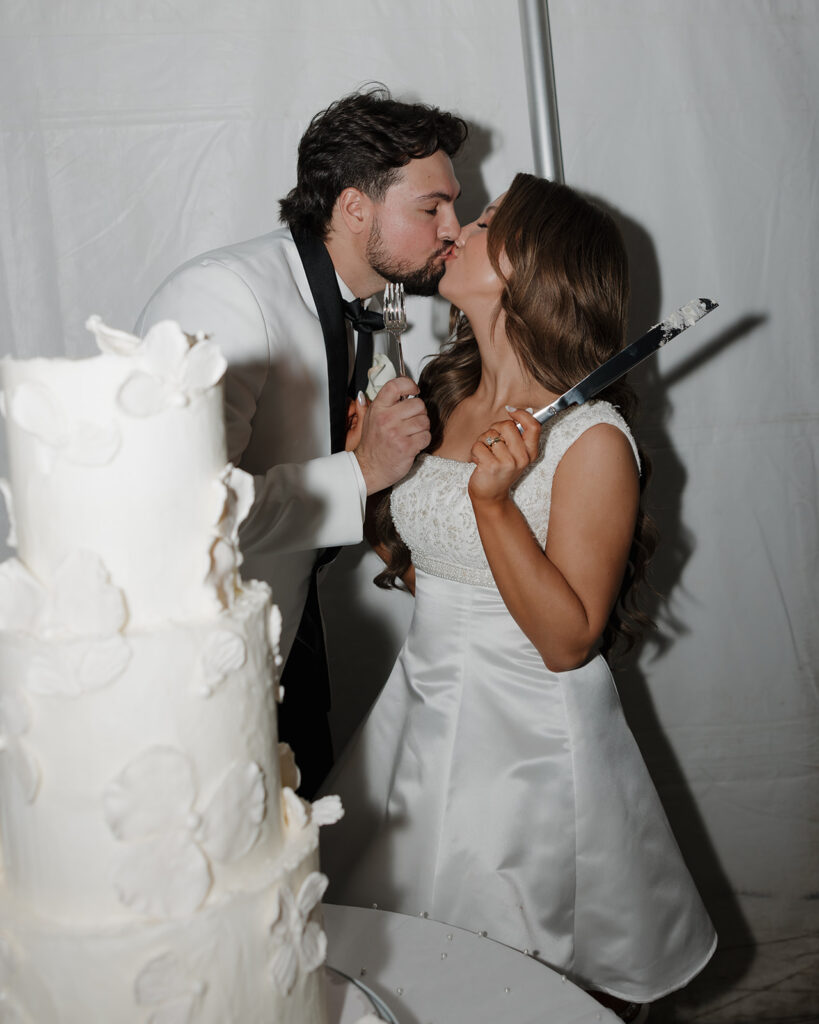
[276, 564, 334, 799]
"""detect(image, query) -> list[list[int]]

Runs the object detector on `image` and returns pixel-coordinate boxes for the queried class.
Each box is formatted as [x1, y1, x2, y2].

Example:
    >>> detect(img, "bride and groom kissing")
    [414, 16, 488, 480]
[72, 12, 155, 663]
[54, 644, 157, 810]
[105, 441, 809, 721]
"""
[136, 86, 715, 1022]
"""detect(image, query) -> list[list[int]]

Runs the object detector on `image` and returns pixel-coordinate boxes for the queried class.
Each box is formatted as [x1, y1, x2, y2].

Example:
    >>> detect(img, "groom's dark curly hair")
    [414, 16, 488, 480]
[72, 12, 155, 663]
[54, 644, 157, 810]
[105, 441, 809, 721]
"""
[279, 85, 468, 238]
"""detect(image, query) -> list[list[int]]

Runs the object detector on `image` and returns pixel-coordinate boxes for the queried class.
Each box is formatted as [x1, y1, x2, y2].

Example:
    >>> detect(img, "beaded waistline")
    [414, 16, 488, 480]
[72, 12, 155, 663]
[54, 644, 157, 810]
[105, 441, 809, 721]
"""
[413, 555, 497, 589]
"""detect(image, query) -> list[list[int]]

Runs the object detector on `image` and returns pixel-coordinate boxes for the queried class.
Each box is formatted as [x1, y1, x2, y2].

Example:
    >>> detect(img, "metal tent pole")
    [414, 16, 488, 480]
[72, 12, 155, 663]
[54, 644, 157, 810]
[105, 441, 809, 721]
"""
[518, 0, 564, 183]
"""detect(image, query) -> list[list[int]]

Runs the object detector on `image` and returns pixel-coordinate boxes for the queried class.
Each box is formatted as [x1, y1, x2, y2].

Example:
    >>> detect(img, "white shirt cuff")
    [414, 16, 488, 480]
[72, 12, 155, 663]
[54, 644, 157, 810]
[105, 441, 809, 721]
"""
[345, 449, 368, 519]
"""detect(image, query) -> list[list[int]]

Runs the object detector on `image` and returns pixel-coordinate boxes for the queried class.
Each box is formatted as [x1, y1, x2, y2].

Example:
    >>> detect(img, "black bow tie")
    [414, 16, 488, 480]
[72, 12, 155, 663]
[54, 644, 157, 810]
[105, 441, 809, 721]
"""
[343, 298, 385, 333]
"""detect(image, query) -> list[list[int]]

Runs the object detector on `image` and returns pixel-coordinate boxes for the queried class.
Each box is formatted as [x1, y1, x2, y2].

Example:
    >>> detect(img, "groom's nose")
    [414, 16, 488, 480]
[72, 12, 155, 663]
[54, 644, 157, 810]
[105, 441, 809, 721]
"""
[437, 206, 460, 243]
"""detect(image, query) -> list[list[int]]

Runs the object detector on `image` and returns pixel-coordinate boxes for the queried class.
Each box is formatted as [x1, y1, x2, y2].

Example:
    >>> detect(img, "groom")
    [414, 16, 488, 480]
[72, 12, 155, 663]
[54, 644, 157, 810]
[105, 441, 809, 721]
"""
[135, 87, 466, 796]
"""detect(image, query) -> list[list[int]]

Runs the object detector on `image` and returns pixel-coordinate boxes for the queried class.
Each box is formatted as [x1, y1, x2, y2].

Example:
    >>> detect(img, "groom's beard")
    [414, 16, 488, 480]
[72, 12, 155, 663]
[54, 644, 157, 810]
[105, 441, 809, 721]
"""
[366, 221, 450, 296]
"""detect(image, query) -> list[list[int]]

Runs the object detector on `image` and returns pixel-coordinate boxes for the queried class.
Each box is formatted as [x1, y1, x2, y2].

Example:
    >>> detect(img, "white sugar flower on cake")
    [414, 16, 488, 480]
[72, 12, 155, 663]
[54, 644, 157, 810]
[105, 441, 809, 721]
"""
[40, 551, 130, 689]
[268, 872, 328, 995]
[196, 761, 267, 864]
[89, 316, 228, 418]
[205, 538, 240, 610]
[85, 315, 143, 356]
[204, 465, 256, 610]
[116, 833, 211, 921]
[268, 604, 283, 669]
[270, 605, 284, 702]
[0, 478, 16, 547]
[134, 950, 207, 1023]
[282, 787, 344, 833]
[279, 743, 344, 834]
[46, 550, 127, 639]
[103, 747, 266, 918]
[6, 376, 121, 466]
[0, 549, 126, 639]
[281, 787, 309, 831]
[0, 686, 40, 803]
[7, 379, 68, 447]
[198, 628, 248, 697]
[27, 636, 132, 698]
[0, 554, 132, 697]
[311, 793, 344, 826]
[0, 560, 45, 633]
[213, 465, 255, 545]
[278, 742, 300, 792]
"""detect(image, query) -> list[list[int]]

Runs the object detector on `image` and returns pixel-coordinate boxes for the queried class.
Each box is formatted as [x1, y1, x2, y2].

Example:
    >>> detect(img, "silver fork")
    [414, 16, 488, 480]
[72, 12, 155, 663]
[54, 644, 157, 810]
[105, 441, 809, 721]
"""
[383, 282, 407, 377]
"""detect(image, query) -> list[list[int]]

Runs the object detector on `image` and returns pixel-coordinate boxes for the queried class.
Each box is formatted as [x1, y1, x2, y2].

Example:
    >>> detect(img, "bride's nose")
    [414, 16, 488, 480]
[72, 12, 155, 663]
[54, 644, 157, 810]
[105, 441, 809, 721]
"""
[454, 224, 473, 248]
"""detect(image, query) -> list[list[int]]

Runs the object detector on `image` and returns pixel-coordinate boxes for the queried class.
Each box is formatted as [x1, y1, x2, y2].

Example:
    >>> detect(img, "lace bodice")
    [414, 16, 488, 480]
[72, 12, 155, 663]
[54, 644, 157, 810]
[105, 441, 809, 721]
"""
[390, 401, 639, 588]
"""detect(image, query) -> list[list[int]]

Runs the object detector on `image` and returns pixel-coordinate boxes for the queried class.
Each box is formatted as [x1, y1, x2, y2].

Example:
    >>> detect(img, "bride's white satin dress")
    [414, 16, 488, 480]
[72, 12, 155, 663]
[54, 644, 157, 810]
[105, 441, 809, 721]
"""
[321, 402, 716, 1002]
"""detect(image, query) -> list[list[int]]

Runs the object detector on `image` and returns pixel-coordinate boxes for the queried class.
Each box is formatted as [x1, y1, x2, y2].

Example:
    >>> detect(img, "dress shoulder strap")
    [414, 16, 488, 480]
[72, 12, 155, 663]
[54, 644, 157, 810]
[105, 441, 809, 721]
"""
[541, 400, 641, 475]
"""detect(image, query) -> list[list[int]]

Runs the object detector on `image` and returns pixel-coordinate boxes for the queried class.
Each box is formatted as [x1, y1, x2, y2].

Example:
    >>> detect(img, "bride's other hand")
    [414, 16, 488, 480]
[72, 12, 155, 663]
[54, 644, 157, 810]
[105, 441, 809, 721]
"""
[468, 409, 541, 505]
[344, 392, 368, 452]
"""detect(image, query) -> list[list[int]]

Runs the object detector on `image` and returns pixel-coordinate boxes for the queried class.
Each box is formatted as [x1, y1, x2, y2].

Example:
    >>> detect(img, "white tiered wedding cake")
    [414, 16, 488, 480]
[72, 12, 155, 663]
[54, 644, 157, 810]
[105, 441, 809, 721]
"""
[0, 318, 341, 1023]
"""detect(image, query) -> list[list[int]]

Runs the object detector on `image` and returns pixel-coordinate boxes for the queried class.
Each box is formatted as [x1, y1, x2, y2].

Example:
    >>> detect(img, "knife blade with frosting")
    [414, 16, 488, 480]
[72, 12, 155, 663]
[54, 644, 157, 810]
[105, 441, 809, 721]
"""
[524, 298, 718, 428]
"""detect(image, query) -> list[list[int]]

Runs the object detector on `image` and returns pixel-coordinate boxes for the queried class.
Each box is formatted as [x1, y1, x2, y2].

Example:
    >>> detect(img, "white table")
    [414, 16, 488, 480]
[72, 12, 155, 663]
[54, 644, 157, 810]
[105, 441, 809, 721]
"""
[325, 905, 619, 1024]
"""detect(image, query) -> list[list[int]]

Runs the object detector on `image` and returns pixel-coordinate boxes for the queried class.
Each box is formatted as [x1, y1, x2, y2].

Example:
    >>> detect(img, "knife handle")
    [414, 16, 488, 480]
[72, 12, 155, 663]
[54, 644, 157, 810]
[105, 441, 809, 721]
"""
[515, 400, 563, 435]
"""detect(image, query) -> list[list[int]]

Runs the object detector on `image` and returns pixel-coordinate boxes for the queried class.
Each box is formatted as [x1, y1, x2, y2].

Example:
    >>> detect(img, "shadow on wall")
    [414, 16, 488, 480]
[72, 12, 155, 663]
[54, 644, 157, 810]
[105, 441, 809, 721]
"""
[452, 118, 494, 224]
[607, 201, 768, 1015]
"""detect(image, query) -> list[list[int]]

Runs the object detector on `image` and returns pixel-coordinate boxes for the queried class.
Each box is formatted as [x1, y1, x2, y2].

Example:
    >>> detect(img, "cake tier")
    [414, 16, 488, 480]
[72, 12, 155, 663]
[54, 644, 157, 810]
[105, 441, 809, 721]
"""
[0, 826, 329, 1024]
[0, 580, 284, 925]
[0, 321, 241, 629]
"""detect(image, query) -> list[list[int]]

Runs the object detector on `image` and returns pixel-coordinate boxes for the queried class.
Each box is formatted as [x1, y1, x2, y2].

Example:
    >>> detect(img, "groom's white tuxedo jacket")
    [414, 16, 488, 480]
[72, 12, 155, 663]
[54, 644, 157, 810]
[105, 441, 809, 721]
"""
[135, 227, 367, 662]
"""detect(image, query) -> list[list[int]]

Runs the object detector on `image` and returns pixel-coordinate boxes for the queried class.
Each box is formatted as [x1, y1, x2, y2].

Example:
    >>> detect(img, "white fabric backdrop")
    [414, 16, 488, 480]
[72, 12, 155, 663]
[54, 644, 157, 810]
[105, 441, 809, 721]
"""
[1, 1, 816, 1016]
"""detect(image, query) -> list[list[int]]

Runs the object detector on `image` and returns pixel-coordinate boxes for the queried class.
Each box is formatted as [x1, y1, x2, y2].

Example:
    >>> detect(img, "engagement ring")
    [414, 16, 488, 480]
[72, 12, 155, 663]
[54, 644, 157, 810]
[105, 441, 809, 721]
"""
[484, 435, 505, 448]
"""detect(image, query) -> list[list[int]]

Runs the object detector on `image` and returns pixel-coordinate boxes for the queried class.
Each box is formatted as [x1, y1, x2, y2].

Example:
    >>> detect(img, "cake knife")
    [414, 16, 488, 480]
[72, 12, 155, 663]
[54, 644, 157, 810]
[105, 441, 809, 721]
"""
[524, 297, 719, 428]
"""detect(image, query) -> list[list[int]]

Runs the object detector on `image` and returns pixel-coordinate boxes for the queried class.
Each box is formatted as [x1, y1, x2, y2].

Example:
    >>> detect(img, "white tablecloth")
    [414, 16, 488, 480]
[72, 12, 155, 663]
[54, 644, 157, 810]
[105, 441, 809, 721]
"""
[325, 905, 619, 1024]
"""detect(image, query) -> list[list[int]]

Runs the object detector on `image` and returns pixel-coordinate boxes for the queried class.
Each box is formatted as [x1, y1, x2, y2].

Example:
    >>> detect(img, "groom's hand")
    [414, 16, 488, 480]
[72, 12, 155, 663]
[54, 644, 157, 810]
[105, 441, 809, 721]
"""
[353, 377, 430, 495]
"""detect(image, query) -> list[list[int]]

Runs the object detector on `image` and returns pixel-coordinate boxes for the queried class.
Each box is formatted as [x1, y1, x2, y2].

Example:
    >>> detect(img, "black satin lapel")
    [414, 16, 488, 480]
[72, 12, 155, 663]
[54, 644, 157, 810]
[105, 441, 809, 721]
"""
[292, 227, 348, 455]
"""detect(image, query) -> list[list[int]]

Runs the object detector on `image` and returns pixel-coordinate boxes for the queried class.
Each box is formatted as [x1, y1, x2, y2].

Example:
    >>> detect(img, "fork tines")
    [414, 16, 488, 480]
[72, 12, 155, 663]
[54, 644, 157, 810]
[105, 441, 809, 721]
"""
[383, 282, 407, 376]
[384, 283, 406, 326]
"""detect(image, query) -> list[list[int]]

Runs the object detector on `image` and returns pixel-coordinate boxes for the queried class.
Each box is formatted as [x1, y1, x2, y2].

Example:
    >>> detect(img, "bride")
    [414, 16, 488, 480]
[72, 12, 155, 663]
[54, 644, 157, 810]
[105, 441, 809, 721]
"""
[321, 173, 716, 1020]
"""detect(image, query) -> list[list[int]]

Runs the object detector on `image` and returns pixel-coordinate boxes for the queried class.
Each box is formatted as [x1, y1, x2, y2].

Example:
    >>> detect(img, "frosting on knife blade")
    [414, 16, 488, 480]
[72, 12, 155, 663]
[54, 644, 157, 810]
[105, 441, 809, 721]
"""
[660, 298, 717, 340]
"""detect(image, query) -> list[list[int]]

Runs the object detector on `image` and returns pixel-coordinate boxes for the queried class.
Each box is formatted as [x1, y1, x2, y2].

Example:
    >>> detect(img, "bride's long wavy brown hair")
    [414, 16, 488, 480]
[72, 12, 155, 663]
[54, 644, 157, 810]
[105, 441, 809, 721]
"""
[374, 172, 658, 657]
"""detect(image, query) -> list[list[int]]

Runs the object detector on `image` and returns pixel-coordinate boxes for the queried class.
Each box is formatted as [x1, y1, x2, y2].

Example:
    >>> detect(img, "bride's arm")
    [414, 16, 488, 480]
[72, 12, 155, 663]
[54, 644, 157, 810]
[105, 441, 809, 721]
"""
[469, 411, 639, 671]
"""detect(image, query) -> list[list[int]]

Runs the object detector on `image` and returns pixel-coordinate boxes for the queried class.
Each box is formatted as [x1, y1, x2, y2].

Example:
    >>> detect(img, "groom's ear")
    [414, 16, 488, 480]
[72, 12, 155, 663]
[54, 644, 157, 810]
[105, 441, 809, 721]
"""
[335, 187, 373, 237]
